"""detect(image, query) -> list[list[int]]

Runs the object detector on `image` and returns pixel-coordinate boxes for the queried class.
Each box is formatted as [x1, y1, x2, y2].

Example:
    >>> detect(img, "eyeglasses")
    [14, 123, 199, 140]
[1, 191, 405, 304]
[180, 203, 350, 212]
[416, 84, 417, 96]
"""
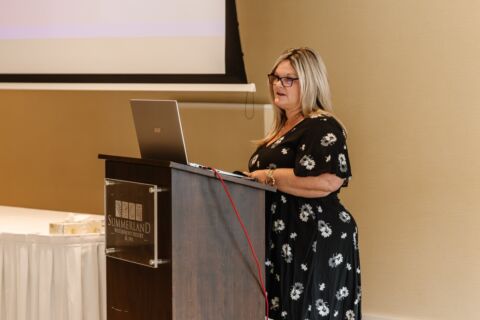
[267, 74, 299, 87]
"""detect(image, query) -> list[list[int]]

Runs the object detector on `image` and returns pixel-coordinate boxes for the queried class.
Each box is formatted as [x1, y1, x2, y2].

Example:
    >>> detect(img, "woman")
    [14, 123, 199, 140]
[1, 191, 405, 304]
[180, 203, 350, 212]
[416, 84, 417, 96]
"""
[247, 47, 361, 320]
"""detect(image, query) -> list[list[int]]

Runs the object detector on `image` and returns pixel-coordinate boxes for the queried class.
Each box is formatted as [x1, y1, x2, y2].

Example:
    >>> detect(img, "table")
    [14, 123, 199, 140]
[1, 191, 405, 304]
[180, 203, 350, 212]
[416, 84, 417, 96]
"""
[0, 206, 106, 320]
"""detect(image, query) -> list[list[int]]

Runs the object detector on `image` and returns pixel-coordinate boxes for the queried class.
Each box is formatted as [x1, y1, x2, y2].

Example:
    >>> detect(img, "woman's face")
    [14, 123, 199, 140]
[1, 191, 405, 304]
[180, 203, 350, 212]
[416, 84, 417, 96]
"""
[271, 59, 301, 115]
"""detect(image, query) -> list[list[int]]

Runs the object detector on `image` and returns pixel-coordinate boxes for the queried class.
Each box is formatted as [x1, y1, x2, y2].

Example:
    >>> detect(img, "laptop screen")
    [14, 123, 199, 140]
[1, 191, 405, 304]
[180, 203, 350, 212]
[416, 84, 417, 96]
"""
[130, 99, 188, 164]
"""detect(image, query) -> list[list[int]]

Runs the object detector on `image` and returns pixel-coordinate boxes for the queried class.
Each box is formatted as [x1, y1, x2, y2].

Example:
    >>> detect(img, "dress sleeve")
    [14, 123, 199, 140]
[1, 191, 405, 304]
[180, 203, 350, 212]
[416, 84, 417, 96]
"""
[294, 117, 352, 186]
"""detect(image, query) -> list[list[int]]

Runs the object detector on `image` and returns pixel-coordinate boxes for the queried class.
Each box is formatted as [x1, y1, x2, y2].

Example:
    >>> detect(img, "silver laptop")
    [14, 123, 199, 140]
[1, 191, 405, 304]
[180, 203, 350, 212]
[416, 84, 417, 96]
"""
[130, 99, 250, 179]
[130, 99, 188, 163]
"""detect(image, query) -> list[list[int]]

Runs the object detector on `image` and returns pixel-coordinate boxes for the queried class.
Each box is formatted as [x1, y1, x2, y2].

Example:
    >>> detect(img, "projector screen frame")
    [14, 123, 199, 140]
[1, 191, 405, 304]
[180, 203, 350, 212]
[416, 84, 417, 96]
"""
[0, 0, 247, 84]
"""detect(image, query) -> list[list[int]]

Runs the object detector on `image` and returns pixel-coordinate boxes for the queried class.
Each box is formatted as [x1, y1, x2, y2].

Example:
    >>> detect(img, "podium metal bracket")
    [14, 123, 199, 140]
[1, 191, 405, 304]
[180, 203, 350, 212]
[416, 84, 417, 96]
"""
[150, 259, 171, 266]
[149, 186, 169, 193]
[105, 248, 122, 254]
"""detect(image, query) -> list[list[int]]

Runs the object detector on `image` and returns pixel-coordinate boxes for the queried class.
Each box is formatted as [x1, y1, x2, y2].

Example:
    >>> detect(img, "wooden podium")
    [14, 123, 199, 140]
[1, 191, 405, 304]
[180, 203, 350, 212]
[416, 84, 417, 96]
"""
[99, 155, 271, 320]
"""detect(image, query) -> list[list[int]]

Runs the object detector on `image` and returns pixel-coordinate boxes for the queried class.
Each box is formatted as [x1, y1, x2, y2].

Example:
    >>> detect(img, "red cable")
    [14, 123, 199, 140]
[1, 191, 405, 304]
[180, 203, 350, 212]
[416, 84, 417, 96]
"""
[211, 168, 269, 320]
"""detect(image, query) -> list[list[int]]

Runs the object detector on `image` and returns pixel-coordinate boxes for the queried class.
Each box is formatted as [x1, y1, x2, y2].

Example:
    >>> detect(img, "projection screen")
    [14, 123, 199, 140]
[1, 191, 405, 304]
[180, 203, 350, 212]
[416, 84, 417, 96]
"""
[0, 0, 247, 83]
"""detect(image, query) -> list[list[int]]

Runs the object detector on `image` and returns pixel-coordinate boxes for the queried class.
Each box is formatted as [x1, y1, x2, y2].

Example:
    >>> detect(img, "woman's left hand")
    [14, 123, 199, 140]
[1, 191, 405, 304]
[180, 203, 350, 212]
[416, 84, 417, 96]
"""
[244, 170, 268, 184]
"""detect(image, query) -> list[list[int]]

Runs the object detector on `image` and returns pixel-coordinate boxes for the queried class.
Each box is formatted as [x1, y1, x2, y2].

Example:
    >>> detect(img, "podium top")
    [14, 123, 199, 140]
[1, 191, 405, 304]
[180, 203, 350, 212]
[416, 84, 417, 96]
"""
[98, 154, 275, 192]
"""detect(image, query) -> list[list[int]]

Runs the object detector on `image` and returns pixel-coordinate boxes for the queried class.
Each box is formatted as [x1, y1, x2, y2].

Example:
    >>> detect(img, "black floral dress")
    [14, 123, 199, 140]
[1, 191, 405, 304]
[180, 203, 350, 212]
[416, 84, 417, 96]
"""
[248, 115, 361, 320]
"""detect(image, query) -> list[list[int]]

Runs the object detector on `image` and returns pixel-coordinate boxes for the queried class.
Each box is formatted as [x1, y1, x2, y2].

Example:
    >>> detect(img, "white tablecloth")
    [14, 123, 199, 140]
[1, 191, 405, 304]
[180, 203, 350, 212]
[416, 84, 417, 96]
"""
[0, 206, 106, 320]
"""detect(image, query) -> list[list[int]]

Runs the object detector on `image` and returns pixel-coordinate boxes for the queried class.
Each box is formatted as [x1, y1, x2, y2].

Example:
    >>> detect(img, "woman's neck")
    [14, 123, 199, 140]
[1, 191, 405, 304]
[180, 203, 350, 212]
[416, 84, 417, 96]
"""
[284, 112, 304, 127]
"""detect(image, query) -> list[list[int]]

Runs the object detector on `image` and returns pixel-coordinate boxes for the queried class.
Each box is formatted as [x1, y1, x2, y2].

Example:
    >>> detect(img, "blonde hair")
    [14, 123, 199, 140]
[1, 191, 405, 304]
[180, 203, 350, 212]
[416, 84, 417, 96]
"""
[259, 47, 345, 145]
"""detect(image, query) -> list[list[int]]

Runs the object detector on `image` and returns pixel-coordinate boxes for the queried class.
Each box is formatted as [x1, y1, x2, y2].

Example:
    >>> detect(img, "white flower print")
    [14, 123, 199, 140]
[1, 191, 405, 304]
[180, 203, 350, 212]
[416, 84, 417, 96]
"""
[338, 153, 348, 173]
[308, 305, 312, 311]
[290, 232, 297, 239]
[270, 136, 284, 148]
[271, 203, 277, 214]
[328, 253, 344, 268]
[354, 293, 361, 305]
[265, 260, 272, 267]
[345, 310, 355, 320]
[250, 154, 258, 167]
[300, 144, 306, 151]
[270, 297, 279, 310]
[325, 154, 331, 162]
[334, 310, 339, 317]
[281, 311, 288, 318]
[341, 232, 347, 239]
[335, 287, 349, 300]
[282, 244, 293, 263]
[312, 241, 317, 253]
[339, 211, 351, 223]
[317, 205, 323, 213]
[318, 220, 332, 238]
[281, 195, 287, 203]
[275, 274, 280, 282]
[274, 219, 285, 233]
[321, 133, 337, 146]
[290, 282, 304, 300]
[346, 263, 352, 271]
[319, 283, 326, 291]
[353, 228, 359, 250]
[299, 155, 316, 170]
[356, 267, 361, 274]
[281, 148, 289, 155]
[299, 204, 314, 222]
[301, 264, 308, 271]
[315, 299, 330, 317]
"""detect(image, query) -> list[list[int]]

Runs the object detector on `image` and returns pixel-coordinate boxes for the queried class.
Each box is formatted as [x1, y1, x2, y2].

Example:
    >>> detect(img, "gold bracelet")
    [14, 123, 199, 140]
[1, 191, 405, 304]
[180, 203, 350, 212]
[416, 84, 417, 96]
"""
[266, 168, 276, 186]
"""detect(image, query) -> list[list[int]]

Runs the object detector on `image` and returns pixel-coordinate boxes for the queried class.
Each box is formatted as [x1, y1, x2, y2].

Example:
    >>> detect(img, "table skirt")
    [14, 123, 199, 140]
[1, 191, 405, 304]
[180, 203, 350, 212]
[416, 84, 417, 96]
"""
[0, 233, 106, 320]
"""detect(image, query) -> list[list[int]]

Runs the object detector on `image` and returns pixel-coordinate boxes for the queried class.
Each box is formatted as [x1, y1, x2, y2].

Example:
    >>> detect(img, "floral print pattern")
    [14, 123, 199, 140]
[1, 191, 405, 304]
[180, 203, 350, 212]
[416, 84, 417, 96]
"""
[315, 299, 330, 317]
[320, 133, 337, 146]
[290, 282, 304, 300]
[318, 220, 333, 238]
[271, 136, 285, 149]
[274, 219, 285, 233]
[338, 153, 348, 173]
[282, 244, 293, 263]
[339, 211, 352, 223]
[271, 297, 280, 310]
[299, 155, 316, 170]
[328, 253, 344, 268]
[335, 287, 349, 300]
[248, 116, 361, 319]
[299, 204, 315, 222]
[345, 310, 355, 320]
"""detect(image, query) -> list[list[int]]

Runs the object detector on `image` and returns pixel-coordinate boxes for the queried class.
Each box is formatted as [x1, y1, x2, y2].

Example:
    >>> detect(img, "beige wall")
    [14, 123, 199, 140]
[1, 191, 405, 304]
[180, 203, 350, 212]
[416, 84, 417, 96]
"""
[237, 0, 480, 319]
[0, 91, 264, 213]
[1, 0, 479, 319]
